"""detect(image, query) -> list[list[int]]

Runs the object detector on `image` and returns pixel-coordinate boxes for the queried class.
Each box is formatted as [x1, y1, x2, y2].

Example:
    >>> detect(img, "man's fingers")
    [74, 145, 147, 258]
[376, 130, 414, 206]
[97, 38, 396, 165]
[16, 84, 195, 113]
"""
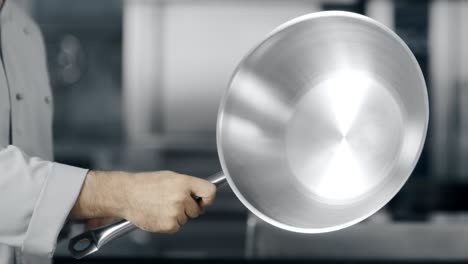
[198, 193, 216, 208]
[188, 177, 216, 208]
[184, 197, 202, 218]
[177, 213, 188, 226]
[189, 177, 216, 197]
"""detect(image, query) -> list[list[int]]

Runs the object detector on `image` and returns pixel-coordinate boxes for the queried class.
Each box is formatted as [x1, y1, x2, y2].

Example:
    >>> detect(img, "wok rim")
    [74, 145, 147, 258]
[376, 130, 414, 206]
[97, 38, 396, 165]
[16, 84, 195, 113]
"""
[216, 10, 429, 233]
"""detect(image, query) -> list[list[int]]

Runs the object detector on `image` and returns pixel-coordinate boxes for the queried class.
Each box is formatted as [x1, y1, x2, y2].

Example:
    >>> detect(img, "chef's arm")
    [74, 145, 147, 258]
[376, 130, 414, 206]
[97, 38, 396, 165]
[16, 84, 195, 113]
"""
[0, 145, 216, 258]
[0, 145, 87, 257]
[70, 170, 216, 233]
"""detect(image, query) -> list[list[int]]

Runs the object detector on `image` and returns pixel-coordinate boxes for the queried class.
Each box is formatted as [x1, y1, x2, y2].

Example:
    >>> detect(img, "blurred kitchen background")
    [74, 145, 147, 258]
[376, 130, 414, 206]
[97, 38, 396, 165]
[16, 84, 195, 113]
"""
[12, 0, 468, 262]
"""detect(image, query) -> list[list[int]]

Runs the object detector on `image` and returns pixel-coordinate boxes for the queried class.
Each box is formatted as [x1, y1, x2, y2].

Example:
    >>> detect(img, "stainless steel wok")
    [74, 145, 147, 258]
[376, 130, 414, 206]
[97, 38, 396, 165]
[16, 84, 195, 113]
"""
[69, 11, 428, 258]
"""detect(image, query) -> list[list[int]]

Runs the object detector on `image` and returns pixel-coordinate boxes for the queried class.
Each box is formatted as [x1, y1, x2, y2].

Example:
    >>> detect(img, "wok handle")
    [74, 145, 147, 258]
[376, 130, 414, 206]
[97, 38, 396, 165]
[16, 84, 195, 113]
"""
[68, 172, 226, 259]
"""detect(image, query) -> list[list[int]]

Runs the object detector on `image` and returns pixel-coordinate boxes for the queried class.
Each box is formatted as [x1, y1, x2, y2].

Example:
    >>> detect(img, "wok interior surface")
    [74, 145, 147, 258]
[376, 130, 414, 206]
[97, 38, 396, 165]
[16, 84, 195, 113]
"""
[218, 12, 428, 232]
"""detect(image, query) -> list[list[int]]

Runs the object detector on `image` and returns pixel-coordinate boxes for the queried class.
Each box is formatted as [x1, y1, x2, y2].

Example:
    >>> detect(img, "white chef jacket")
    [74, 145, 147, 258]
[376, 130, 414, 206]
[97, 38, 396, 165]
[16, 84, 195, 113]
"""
[0, 1, 88, 263]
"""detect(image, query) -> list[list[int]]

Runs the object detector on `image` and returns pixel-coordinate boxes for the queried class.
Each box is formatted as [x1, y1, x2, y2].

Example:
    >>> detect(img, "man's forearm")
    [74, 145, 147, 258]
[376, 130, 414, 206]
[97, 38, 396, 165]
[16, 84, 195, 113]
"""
[70, 170, 130, 219]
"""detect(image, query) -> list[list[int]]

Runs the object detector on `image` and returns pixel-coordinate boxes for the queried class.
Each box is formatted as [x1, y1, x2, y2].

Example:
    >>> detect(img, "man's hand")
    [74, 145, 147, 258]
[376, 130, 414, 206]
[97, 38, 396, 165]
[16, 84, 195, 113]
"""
[84, 217, 116, 231]
[70, 170, 216, 234]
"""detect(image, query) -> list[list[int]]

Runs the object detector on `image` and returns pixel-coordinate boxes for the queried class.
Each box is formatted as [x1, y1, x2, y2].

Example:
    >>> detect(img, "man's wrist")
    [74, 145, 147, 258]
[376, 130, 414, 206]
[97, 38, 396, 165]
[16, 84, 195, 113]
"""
[71, 170, 131, 219]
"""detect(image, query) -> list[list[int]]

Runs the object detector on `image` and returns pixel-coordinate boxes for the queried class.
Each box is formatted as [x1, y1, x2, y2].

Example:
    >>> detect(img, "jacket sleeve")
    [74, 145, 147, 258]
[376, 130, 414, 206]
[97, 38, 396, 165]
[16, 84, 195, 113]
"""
[0, 145, 88, 257]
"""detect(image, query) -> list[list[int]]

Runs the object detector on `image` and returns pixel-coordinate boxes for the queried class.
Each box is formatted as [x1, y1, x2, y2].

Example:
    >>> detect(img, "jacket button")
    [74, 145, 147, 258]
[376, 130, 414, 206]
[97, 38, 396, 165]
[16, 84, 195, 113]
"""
[44, 96, 51, 104]
[16, 93, 24, 101]
[23, 27, 29, 35]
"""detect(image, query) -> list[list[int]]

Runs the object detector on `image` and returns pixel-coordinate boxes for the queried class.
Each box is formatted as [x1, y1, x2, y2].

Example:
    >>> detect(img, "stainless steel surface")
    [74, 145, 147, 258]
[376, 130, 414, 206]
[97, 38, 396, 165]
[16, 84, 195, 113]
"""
[68, 173, 227, 259]
[69, 10, 428, 258]
[248, 216, 468, 260]
[68, 220, 137, 259]
[209, 171, 229, 188]
[217, 11, 428, 233]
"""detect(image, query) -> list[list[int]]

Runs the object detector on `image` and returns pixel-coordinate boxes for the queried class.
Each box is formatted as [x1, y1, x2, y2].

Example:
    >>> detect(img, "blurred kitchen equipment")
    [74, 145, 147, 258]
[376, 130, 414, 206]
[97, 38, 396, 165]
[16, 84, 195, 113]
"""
[430, 0, 468, 180]
[69, 11, 428, 259]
